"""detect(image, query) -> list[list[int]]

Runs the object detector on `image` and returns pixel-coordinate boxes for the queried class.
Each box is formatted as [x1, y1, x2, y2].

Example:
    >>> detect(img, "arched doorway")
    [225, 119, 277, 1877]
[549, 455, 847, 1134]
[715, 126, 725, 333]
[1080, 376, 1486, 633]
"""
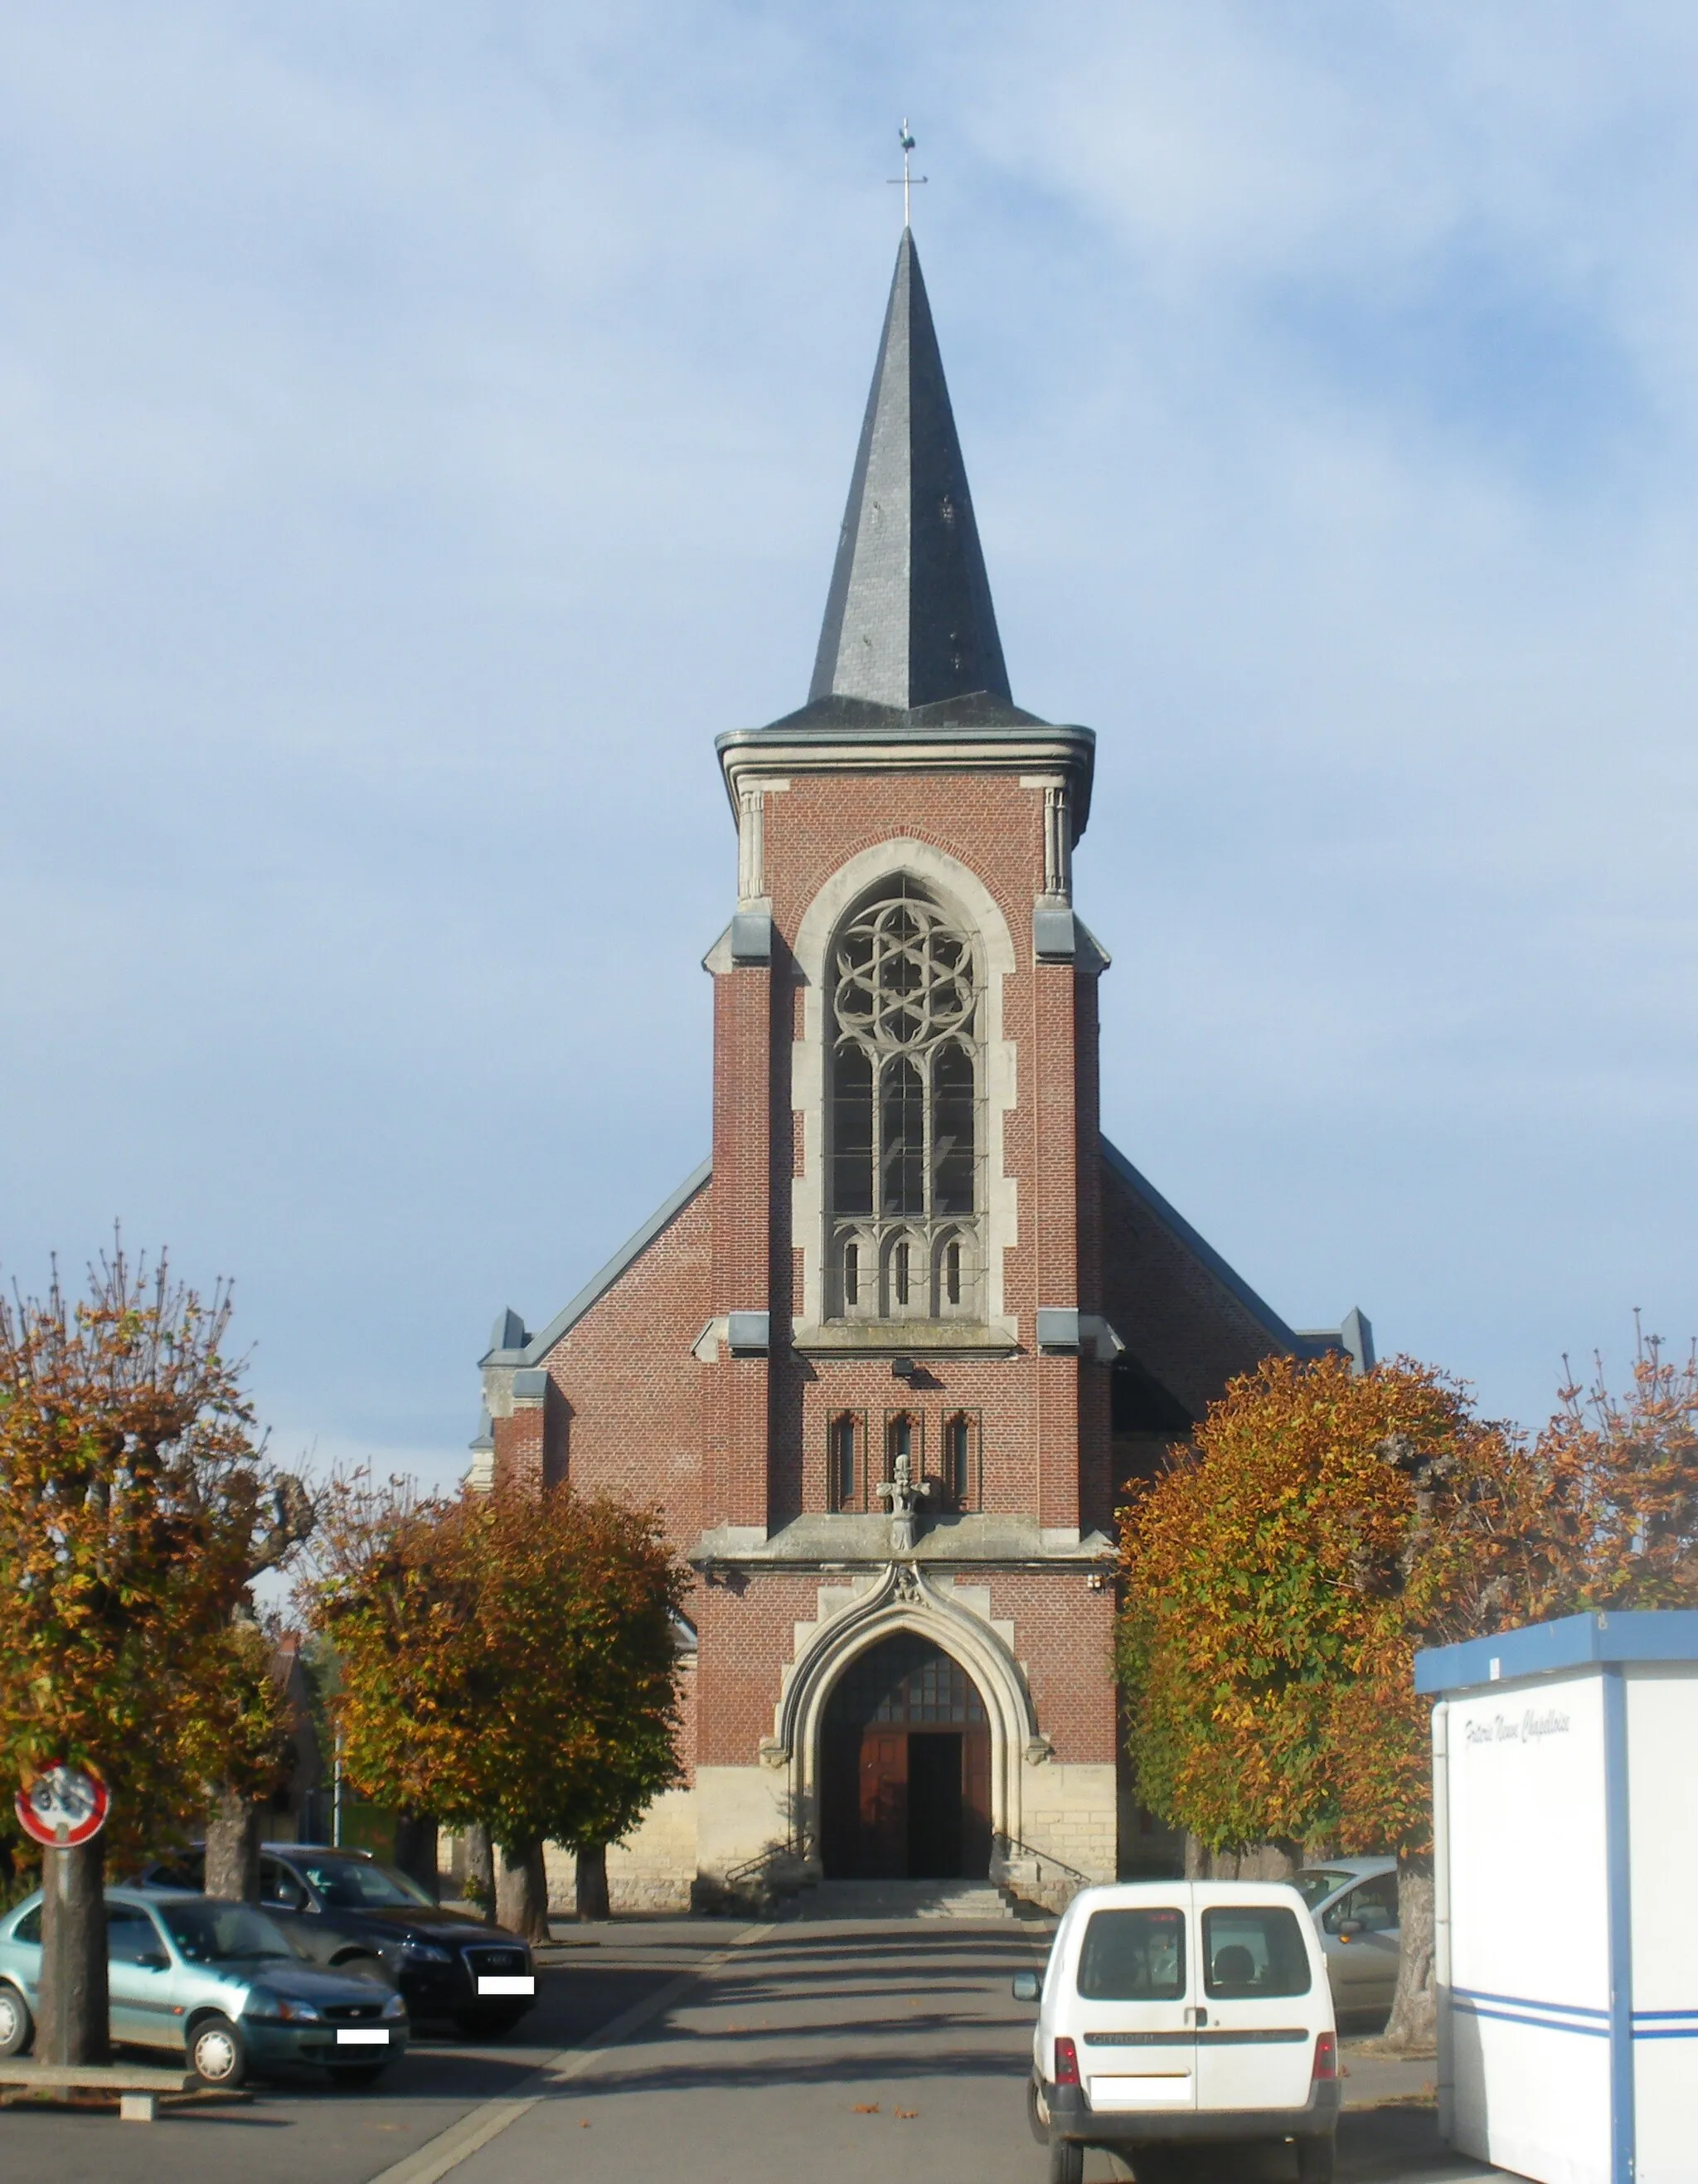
[818, 1633, 992, 1879]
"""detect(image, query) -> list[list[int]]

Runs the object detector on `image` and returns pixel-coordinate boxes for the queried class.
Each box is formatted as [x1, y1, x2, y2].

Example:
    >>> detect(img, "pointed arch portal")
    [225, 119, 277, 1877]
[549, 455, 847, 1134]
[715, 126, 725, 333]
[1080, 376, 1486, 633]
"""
[817, 1632, 993, 1880]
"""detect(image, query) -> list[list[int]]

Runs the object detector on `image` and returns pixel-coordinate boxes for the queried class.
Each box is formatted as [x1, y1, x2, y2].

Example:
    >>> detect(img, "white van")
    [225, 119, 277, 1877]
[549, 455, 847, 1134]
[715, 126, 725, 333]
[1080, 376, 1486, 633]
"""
[1012, 1881, 1341, 2184]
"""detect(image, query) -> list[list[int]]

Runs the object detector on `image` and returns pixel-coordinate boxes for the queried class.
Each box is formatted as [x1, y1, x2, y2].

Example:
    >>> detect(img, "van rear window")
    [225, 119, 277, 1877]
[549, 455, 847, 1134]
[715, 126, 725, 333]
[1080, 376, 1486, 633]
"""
[1201, 1906, 1312, 1998]
[1076, 1908, 1186, 1999]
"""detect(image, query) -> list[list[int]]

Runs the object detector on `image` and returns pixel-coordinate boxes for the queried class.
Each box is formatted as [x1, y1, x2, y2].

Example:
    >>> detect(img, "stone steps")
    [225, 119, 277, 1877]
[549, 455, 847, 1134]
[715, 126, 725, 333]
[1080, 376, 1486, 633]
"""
[781, 1878, 1019, 1922]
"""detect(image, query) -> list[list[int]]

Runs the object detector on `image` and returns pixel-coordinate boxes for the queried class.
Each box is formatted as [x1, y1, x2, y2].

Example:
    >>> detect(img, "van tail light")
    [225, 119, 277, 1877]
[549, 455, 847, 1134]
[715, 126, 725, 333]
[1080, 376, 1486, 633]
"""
[1311, 2031, 1338, 2083]
[1054, 2036, 1081, 2087]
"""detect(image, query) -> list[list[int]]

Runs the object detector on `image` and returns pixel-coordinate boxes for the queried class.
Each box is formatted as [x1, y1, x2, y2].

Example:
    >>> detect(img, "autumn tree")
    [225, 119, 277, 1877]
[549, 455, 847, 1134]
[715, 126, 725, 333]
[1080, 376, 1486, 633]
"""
[188, 1615, 302, 1901]
[0, 1245, 311, 2061]
[307, 1478, 686, 1948]
[1536, 1325, 1698, 1609]
[1118, 1352, 1569, 2051]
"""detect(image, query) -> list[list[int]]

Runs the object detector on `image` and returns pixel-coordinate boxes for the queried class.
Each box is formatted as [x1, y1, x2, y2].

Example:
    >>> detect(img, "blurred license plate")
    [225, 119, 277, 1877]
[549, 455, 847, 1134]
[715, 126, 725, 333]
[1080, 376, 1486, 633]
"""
[478, 1975, 535, 1995]
[336, 2028, 390, 2045]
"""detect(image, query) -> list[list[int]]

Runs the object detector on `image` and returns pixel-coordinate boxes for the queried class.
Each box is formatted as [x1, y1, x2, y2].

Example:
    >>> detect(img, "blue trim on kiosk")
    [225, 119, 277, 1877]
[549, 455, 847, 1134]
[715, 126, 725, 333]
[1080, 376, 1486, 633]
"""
[1600, 1665, 1636, 2184]
[1414, 1609, 1698, 1695]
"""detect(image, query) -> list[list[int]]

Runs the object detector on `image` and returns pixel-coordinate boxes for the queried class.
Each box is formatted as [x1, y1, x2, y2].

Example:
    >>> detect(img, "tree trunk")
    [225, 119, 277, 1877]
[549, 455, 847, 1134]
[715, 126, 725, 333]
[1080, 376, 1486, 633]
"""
[1384, 1852, 1437, 2051]
[494, 1837, 550, 1943]
[1184, 1836, 1303, 1882]
[204, 1783, 265, 1902]
[394, 1812, 439, 1903]
[463, 1823, 494, 1919]
[37, 1837, 109, 2065]
[575, 1842, 611, 1922]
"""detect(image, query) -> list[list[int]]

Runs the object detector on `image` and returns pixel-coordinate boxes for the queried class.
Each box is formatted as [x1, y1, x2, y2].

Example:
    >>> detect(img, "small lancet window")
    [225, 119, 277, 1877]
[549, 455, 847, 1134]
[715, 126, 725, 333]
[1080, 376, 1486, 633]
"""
[843, 1240, 860, 1309]
[943, 1413, 976, 1510]
[829, 1414, 859, 1512]
[945, 1239, 962, 1308]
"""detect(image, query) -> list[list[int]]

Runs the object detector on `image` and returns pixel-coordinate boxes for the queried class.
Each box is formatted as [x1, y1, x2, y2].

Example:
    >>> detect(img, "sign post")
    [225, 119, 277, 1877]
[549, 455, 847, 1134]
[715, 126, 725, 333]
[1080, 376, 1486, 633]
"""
[16, 1764, 110, 2066]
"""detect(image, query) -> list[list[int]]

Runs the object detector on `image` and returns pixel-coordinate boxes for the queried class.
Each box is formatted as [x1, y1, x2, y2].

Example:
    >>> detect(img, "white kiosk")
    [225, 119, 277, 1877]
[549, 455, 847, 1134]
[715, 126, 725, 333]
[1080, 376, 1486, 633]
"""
[1415, 1611, 1698, 2184]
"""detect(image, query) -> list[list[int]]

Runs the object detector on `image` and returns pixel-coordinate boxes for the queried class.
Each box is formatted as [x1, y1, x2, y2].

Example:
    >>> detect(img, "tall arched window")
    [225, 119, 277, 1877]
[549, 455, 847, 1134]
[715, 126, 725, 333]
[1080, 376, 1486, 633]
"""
[827, 880, 982, 1318]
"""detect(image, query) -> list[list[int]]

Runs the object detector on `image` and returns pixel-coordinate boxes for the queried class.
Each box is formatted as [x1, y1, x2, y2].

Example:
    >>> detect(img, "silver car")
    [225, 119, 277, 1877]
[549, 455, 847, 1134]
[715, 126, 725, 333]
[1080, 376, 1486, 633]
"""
[1293, 1856, 1400, 2020]
[0, 1887, 409, 2087]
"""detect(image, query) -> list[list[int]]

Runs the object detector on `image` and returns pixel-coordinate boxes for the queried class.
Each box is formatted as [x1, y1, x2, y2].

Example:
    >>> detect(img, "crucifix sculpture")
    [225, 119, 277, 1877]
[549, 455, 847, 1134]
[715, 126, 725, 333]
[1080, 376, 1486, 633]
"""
[876, 1450, 931, 1552]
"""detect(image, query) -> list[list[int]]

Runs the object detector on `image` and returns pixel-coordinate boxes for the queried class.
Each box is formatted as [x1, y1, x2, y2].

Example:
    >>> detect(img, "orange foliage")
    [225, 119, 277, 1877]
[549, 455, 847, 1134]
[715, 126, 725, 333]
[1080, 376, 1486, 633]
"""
[1118, 1352, 1565, 1858]
[0, 1245, 306, 1868]
[307, 1477, 686, 1858]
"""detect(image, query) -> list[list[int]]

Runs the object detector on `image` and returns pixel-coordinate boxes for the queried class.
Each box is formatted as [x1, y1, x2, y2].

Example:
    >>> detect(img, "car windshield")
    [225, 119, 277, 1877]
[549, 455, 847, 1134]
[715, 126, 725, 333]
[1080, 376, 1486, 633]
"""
[294, 1858, 435, 1910]
[1293, 1867, 1357, 1909]
[158, 1901, 294, 1963]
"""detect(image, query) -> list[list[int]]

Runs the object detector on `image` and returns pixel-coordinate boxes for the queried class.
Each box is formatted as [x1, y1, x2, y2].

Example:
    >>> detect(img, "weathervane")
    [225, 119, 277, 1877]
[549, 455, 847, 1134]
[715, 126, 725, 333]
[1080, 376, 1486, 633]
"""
[888, 119, 928, 229]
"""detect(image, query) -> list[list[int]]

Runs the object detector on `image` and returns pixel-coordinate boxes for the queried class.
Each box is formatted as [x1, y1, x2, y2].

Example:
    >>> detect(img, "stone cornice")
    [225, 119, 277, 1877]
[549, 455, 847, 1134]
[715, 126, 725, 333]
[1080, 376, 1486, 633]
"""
[716, 721, 1097, 835]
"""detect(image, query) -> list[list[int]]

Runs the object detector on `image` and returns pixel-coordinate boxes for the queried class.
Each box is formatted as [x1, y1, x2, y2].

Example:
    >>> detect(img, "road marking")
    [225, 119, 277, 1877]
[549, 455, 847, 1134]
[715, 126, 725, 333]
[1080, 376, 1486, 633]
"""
[365, 1924, 774, 2184]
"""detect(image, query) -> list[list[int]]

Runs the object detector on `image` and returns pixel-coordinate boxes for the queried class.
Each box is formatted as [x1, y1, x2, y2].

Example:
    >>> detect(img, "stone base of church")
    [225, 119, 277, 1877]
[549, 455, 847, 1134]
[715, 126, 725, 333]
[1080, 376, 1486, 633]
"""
[992, 1760, 1117, 1910]
[460, 1754, 1118, 1919]
[538, 1786, 700, 1915]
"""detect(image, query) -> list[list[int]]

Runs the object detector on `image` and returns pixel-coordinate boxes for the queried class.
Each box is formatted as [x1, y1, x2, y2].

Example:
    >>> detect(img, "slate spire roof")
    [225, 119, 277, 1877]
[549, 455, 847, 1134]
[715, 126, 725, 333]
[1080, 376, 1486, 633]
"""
[808, 227, 1012, 713]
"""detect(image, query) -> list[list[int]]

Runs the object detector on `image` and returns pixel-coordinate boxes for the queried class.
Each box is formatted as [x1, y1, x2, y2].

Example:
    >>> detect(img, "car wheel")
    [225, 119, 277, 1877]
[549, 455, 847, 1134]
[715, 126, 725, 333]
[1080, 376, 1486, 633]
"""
[1046, 2138, 1084, 2184]
[0, 1983, 32, 2058]
[328, 2065, 389, 2089]
[1297, 2135, 1337, 2184]
[188, 2012, 248, 2089]
[1026, 2071, 1050, 2147]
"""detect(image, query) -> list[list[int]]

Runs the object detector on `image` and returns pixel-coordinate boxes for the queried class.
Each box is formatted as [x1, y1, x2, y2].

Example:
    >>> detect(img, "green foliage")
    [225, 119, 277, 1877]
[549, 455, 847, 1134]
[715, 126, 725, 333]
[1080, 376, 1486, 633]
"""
[177, 1618, 296, 1806]
[1118, 1352, 1565, 1859]
[307, 1478, 686, 1857]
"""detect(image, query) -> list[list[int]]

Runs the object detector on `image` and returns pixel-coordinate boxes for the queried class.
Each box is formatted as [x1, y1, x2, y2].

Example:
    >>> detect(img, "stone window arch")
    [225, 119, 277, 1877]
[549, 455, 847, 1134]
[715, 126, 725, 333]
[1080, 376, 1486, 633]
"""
[826, 878, 982, 1320]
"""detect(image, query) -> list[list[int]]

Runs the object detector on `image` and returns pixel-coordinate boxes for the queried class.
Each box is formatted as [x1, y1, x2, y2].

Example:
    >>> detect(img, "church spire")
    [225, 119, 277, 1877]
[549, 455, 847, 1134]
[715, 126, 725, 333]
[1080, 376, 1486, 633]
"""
[808, 229, 1012, 712]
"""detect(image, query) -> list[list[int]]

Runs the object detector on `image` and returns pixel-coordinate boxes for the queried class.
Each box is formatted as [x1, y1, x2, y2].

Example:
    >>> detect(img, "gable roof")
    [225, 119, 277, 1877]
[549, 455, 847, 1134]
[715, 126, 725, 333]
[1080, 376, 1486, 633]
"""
[480, 1157, 711, 1368]
[483, 1139, 1358, 1376]
[1099, 1135, 1317, 1357]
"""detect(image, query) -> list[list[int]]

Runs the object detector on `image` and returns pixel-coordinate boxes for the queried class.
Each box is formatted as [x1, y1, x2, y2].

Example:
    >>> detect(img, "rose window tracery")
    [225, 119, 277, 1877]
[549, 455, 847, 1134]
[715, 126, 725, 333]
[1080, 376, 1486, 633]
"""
[827, 881, 982, 1320]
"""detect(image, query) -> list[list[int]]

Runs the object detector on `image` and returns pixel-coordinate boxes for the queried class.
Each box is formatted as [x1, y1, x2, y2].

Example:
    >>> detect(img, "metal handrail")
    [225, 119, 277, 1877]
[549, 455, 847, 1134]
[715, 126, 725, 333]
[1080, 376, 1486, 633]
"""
[723, 1833, 815, 1894]
[995, 1833, 1092, 1890]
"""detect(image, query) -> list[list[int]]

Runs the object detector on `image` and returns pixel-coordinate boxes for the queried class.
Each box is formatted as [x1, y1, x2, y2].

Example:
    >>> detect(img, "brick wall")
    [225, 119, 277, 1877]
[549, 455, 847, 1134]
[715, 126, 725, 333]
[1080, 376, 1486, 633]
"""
[536, 1185, 712, 1551]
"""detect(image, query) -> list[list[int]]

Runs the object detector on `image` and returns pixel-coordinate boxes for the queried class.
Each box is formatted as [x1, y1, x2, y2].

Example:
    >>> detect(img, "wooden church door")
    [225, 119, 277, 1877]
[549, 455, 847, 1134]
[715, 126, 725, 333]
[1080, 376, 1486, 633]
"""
[857, 1730, 908, 1877]
[819, 1633, 992, 1880]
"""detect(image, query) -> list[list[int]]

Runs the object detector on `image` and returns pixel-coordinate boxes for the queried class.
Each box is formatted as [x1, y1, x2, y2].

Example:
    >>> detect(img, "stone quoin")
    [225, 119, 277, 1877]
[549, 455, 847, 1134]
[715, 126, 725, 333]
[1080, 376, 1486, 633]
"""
[471, 227, 1374, 1913]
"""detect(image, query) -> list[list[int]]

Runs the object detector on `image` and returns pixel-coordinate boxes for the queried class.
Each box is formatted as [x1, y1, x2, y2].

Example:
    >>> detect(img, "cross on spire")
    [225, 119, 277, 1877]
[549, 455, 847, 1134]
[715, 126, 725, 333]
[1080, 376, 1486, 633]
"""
[888, 118, 928, 229]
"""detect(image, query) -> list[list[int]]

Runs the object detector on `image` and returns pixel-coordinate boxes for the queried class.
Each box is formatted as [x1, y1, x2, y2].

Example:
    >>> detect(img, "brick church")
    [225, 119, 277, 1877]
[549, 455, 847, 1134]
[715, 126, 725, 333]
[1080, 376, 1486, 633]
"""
[471, 229, 1371, 1910]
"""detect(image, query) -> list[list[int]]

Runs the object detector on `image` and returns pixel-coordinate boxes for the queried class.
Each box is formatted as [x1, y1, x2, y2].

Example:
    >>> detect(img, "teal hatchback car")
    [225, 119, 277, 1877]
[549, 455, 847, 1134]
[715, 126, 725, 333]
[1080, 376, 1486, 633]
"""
[0, 1887, 409, 2087]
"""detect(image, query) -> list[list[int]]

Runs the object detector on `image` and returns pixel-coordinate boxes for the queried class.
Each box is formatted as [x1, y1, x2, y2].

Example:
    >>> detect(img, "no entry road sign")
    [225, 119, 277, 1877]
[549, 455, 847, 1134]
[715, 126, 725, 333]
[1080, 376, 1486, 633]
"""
[15, 1764, 109, 1848]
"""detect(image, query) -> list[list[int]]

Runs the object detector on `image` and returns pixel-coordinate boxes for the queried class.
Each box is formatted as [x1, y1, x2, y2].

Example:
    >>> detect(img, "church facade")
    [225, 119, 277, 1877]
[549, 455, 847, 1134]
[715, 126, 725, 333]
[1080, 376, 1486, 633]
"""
[472, 231, 1371, 1910]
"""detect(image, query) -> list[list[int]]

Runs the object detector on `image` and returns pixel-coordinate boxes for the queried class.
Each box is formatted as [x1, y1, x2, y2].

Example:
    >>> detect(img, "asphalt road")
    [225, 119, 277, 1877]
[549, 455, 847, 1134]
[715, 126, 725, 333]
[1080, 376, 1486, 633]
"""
[0, 1924, 709, 2184]
[0, 1915, 1507, 2184]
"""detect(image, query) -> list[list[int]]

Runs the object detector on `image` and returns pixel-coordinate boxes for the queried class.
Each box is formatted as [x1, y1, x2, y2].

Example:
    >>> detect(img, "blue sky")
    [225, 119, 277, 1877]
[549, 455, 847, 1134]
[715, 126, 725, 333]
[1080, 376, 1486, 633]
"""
[3, 2, 1696, 1485]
